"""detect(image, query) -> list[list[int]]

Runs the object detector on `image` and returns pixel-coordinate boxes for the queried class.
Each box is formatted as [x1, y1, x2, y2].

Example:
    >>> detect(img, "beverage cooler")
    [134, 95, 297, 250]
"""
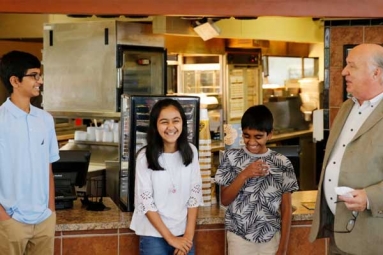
[223, 49, 263, 149]
[118, 95, 200, 211]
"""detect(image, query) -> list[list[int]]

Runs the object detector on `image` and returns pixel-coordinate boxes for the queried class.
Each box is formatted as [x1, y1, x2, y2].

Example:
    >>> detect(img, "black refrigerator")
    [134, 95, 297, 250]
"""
[119, 95, 200, 211]
[116, 45, 167, 111]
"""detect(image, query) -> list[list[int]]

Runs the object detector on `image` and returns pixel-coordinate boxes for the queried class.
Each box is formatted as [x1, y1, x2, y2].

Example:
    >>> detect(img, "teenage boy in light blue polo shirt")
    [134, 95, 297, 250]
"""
[0, 51, 60, 255]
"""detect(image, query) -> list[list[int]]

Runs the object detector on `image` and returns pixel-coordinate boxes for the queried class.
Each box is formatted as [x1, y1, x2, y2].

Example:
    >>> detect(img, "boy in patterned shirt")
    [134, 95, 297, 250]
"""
[215, 105, 299, 255]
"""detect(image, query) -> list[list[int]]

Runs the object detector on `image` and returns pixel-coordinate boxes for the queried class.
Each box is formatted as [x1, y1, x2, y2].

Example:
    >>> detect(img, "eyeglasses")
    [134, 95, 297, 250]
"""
[332, 210, 358, 233]
[23, 73, 43, 81]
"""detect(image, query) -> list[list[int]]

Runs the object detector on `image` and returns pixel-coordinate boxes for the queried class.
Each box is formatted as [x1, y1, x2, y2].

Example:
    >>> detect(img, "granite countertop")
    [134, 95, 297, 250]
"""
[292, 190, 317, 221]
[56, 190, 317, 231]
[55, 197, 131, 231]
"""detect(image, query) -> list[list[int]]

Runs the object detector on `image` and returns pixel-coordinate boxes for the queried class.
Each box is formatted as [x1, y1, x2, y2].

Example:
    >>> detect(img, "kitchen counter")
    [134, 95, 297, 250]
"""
[269, 128, 313, 143]
[54, 191, 324, 255]
[55, 197, 225, 232]
[291, 190, 317, 220]
[56, 190, 317, 232]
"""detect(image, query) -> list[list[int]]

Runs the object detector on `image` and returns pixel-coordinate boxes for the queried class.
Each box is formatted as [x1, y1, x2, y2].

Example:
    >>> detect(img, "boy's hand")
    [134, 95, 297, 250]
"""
[243, 160, 270, 179]
[0, 205, 10, 221]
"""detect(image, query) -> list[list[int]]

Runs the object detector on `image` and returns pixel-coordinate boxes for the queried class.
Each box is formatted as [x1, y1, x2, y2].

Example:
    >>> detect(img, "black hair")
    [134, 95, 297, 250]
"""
[241, 105, 274, 134]
[146, 98, 193, 170]
[0, 51, 41, 94]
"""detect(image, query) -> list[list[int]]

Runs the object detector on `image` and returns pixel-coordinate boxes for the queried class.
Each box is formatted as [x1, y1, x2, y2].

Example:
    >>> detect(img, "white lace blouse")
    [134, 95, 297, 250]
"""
[130, 143, 203, 237]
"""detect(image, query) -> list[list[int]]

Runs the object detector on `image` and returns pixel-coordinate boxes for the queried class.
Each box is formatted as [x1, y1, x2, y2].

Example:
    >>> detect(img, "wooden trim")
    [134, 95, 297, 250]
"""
[0, 0, 382, 18]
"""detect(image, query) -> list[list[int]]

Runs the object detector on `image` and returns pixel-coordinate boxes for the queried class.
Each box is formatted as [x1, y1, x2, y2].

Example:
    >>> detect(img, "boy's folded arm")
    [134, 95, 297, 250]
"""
[220, 172, 248, 206]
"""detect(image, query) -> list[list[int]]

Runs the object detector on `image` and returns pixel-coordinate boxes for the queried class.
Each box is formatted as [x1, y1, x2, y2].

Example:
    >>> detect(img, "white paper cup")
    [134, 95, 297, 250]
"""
[74, 131, 87, 141]
[103, 131, 113, 142]
[86, 127, 96, 141]
[113, 122, 119, 132]
[95, 128, 104, 142]
[113, 131, 119, 143]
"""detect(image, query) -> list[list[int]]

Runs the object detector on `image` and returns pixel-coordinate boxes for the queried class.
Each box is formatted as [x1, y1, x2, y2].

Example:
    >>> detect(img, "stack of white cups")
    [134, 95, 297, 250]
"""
[113, 122, 120, 143]
[86, 127, 96, 141]
[74, 130, 88, 141]
[94, 127, 104, 142]
[199, 109, 212, 206]
[102, 120, 119, 143]
[86, 120, 120, 143]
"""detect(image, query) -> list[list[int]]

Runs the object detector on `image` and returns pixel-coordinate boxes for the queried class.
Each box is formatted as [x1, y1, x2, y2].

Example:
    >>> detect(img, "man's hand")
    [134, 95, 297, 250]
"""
[339, 189, 367, 212]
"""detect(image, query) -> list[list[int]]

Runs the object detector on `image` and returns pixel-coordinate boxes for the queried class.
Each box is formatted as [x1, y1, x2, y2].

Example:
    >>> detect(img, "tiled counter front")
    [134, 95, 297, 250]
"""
[55, 191, 325, 255]
[54, 198, 226, 255]
[289, 190, 327, 255]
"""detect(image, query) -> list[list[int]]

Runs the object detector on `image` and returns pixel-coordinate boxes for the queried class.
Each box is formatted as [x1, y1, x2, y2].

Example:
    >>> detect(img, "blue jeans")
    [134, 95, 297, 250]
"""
[139, 235, 195, 255]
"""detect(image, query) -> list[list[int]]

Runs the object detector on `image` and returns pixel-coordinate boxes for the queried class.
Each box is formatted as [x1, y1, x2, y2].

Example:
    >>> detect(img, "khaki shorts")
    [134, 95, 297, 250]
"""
[0, 212, 56, 255]
[227, 230, 281, 255]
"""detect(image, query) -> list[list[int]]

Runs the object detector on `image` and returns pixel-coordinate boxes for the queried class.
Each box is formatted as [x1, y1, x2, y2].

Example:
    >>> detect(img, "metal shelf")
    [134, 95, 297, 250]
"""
[70, 140, 119, 147]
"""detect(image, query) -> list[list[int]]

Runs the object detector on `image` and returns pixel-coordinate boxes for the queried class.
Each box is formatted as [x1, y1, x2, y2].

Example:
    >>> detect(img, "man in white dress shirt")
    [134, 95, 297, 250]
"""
[310, 44, 383, 255]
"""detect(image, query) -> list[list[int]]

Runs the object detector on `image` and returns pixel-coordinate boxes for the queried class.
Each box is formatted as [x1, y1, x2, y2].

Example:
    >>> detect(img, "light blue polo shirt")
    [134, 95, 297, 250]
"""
[0, 98, 60, 224]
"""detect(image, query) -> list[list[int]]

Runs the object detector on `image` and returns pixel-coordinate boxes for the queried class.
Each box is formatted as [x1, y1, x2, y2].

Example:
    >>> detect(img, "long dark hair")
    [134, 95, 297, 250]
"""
[146, 98, 193, 170]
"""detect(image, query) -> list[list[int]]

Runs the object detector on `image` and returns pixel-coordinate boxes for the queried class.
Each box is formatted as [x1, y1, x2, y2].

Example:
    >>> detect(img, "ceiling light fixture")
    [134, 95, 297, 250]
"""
[193, 18, 221, 41]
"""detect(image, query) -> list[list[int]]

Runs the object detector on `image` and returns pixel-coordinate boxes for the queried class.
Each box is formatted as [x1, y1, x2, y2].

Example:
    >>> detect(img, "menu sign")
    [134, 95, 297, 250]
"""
[228, 69, 245, 121]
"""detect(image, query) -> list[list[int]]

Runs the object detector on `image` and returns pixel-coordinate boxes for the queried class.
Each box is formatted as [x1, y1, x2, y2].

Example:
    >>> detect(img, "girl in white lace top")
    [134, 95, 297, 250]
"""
[130, 99, 203, 255]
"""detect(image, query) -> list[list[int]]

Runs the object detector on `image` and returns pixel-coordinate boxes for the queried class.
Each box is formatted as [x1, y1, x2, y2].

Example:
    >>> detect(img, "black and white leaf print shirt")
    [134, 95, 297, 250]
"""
[214, 147, 299, 243]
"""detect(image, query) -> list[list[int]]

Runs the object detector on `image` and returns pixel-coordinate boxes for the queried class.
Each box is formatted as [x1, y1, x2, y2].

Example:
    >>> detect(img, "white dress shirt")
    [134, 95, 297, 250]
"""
[324, 93, 383, 214]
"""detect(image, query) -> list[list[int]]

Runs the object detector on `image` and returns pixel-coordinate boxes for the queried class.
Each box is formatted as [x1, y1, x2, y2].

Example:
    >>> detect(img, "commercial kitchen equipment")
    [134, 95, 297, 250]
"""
[223, 48, 263, 149]
[177, 54, 224, 139]
[53, 150, 91, 209]
[42, 20, 167, 118]
[224, 48, 262, 125]
[107, 95, 200, 211]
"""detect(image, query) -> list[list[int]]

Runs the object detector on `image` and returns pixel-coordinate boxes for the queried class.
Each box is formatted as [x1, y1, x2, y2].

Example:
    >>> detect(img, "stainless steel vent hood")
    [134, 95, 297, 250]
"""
[42, 20, 165, 118]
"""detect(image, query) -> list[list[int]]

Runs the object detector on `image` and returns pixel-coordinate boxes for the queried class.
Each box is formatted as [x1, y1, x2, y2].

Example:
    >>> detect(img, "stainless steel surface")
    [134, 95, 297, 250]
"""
[120, 46, 166, 95]
[60, 140, 118, 165]
[105, 160, 120, 206]
[69, 140, 119, 147]
[43, 21, 117, 113]
[42, 21, 166, 115]
[117, 68, 122, 89]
